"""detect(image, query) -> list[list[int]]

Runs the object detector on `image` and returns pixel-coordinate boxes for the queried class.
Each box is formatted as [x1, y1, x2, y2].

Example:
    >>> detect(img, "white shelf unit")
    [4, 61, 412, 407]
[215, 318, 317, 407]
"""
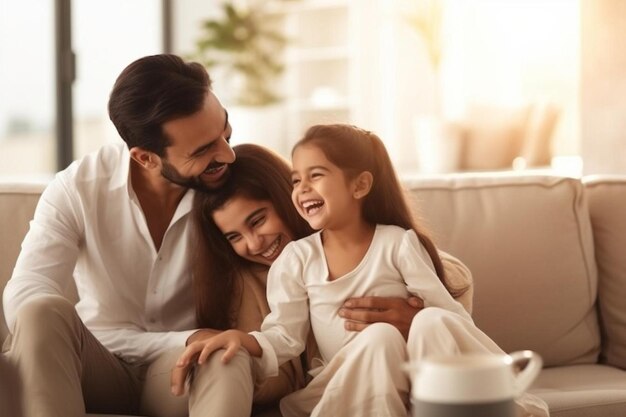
[269, 0, 361, 149]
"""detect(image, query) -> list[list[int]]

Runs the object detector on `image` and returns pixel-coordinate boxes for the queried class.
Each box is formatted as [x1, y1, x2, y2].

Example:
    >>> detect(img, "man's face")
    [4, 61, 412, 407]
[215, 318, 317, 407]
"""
[160, 92, 235, 191]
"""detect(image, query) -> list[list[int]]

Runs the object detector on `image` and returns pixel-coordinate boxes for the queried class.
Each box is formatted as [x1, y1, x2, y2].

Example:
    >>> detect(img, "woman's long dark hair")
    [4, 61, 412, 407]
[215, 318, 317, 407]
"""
[293, 124, 447, 284]
[192, 144, 313, 329]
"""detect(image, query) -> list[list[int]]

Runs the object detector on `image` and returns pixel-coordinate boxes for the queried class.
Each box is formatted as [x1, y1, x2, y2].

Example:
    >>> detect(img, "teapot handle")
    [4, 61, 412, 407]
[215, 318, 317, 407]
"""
[509, 350, 543, 396]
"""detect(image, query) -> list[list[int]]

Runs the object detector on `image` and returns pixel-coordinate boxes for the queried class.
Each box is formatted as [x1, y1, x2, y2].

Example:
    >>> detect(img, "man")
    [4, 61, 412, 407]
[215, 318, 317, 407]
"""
[3, 54, 427, 417]
[3, 54, 243, 417]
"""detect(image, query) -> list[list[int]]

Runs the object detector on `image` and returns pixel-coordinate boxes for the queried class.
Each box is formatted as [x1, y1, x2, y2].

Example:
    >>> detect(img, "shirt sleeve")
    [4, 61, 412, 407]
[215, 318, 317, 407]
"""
[250, 243, 310, 379]
[3, 174, 83, 332]
[3, 170, 197, 363]
[235, 269, 306, 403]
[91, 328, 197, 363]
[398, 230, 472, 321]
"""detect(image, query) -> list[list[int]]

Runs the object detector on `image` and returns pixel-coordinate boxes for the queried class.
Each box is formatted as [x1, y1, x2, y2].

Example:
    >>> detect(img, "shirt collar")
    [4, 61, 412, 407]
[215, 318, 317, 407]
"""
[113, 143, 195, 218]
[110, 143, 132, 192]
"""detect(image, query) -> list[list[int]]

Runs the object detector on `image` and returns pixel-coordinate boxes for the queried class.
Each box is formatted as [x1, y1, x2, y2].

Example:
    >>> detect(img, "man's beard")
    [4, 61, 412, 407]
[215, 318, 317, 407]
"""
[160, 159, 229, 193]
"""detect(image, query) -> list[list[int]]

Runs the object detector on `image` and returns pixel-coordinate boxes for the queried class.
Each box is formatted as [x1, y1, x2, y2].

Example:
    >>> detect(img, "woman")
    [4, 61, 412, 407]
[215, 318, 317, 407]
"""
[188, 144, 314, 409]
[172, 143, 476, 411]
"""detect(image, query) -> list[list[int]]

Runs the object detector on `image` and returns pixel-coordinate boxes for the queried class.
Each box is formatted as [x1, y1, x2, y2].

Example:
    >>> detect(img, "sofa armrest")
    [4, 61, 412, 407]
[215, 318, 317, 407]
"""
[0, 182, 47, 342]
[584, 176, 626, 369]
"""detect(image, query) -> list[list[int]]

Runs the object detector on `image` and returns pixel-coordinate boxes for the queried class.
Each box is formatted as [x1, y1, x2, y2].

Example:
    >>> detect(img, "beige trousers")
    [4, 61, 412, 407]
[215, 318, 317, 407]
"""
[1, 353, 23, 417]
[280, 307, 550, 417]
[4, 295, 254, 417]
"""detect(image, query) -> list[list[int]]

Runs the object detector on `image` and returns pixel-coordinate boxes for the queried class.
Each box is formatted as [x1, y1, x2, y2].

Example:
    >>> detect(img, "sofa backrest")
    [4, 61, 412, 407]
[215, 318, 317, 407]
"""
[0, 182, 47, 341]
[584, 176, 626, 369]
[405, 173, 600, 367]
[1, 175, 615, 370]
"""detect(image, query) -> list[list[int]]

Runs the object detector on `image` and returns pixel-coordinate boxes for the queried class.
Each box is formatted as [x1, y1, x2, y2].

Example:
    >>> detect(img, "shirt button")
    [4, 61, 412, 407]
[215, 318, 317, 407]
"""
[149, 318, 156, 324]
[158, 256, 163, 261]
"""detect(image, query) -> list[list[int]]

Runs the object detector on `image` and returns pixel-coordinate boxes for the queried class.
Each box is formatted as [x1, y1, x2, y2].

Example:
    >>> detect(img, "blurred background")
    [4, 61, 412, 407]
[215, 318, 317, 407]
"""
[0, 0, 624, 180]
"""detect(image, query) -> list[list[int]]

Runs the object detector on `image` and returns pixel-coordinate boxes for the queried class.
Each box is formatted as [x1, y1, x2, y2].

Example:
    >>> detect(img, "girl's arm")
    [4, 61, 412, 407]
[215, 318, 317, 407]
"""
[399, 230, 472, 321]
[251, 243, 311, 379]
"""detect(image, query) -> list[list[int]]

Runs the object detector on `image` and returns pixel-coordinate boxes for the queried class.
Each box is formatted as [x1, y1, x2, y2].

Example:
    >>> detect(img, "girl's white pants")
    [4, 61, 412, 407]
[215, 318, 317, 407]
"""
[280, 307, 550, 417]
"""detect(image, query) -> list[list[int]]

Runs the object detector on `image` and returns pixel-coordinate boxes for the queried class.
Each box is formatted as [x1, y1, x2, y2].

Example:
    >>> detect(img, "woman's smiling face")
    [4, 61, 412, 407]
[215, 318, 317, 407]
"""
[212, 195, 294, 266]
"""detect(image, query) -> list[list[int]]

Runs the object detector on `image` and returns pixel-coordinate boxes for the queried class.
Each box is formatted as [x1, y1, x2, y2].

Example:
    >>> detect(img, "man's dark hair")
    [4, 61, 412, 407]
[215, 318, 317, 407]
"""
[108, 54, 212, 156]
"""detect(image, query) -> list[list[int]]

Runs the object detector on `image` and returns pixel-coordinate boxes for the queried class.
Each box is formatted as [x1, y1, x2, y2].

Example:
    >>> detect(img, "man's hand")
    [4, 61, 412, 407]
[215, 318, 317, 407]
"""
[339, 296, 424, 339]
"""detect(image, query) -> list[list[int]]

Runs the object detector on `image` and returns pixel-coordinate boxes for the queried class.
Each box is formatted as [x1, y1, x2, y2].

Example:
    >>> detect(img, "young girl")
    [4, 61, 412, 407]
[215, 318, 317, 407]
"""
[177, 126, 549, 417]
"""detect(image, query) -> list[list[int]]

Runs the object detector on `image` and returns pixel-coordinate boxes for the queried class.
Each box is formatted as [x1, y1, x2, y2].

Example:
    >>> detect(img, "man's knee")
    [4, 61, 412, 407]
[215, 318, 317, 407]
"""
[11, 295, 78, 344]
[15, 295, 75, 323]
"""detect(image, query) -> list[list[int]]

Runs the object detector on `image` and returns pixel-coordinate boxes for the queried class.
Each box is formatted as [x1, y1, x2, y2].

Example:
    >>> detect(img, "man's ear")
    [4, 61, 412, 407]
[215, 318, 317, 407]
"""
[353, 171, 373, 199]
[129, 147, 161, 170]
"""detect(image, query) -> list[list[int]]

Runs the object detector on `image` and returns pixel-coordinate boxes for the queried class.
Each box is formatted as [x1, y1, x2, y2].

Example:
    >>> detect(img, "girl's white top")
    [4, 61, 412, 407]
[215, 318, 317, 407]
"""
[251, 224, 472, 378]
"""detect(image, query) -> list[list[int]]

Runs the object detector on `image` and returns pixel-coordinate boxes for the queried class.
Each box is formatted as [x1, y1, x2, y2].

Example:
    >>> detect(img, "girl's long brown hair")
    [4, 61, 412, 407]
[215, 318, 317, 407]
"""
[192, 144, 313, 329]
[293, 124, 447, 284]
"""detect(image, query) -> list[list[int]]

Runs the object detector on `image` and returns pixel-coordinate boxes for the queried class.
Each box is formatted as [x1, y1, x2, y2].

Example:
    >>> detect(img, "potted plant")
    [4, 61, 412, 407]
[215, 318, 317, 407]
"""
[193, 1, 286, 106]
[191, 1, 291, 152]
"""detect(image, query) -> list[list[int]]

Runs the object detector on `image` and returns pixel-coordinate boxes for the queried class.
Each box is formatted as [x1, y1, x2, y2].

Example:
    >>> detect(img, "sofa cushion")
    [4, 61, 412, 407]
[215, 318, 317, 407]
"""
[460, 104, 530, 170]
[404, 174, 600, 367]
[531, 364, 626, 417]
[584, 176, 626, 369]
[519, 102, 560, 167]
[0, 182, 47, 341]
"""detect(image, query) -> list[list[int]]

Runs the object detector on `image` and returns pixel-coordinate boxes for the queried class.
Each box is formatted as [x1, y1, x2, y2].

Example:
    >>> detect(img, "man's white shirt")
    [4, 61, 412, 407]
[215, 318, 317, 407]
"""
[3, 142, 198, 363]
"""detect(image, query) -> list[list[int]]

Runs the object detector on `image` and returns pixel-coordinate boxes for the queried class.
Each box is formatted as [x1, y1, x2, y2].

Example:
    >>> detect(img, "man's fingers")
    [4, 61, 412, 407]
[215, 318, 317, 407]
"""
[340, 308, 387, 324]
[342, 296, 423, 339]
[345, 296, 425, 310]
[344, 296, 399, 309]
[407, 296, 425, 308]
[344, 320, 370, 332]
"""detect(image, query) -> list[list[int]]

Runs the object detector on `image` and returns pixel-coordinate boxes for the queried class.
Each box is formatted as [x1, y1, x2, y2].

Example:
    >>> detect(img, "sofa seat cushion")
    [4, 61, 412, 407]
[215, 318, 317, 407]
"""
[405, 174, 600, 367]
[584, 176, 626, 370]
[531, 364, 626, 417]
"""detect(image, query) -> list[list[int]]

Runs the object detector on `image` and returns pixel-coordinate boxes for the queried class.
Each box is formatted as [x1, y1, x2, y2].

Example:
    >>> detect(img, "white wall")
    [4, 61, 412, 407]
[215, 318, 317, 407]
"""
[441, 0, 580, 157]
[171, 0, 583, 173]
[581, 0, 626, 175]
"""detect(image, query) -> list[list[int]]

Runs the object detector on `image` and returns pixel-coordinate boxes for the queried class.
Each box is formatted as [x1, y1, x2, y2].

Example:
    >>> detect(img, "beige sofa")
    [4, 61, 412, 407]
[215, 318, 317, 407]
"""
[2, 173, 626, 417]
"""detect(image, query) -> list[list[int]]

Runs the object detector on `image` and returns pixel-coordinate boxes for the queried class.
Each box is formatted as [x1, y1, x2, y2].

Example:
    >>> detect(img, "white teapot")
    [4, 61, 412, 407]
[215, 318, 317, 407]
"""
[406, 350, 542, 417]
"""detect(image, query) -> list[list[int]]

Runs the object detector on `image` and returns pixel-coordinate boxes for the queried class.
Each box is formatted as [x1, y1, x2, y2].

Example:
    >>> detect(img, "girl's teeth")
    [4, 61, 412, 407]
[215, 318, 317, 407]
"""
[302, 200, 324, 215]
